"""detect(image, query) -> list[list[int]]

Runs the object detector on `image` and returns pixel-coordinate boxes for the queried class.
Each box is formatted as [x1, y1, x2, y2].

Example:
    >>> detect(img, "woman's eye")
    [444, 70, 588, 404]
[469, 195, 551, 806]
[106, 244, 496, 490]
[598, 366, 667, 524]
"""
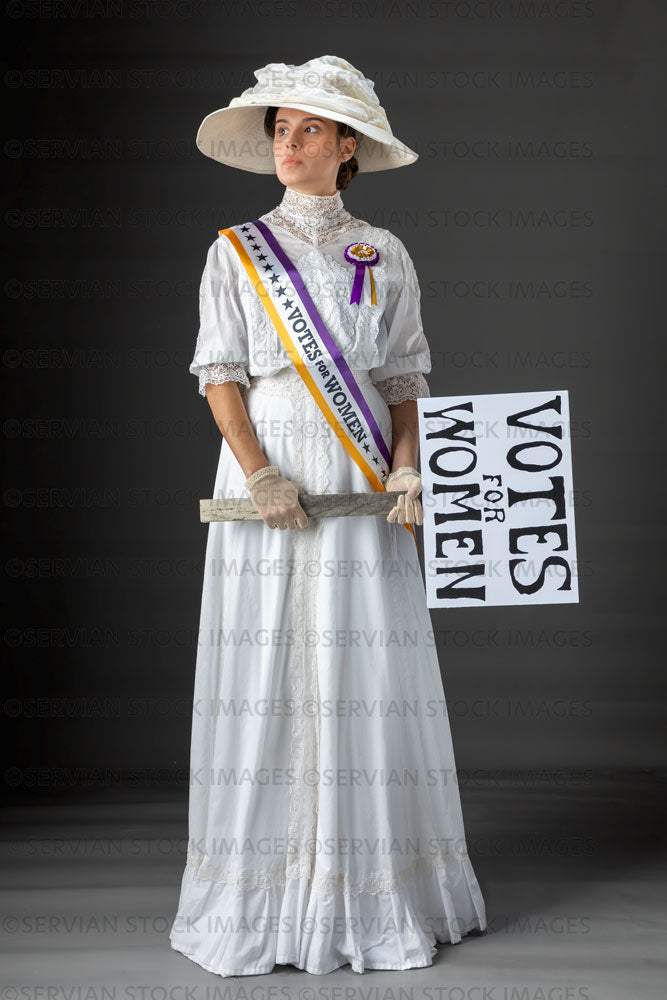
[276, 125, 318, 136]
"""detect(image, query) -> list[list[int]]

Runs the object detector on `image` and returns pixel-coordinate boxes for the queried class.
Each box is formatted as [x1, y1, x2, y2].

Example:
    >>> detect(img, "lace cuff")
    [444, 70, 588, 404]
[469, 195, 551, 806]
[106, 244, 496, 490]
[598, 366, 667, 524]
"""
[374, 372, 430, 405]
[198, 361, 251, 397]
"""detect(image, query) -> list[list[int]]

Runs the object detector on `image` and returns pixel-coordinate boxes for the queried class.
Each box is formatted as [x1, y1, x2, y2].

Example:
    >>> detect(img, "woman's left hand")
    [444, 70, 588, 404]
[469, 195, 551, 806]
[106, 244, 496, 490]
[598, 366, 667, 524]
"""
[385, 466, 423, 525]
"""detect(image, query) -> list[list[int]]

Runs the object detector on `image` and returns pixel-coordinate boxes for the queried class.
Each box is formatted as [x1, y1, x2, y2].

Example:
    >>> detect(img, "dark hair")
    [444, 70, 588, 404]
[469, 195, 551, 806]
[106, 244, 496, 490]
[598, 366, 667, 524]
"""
[263, 107, 359, 191]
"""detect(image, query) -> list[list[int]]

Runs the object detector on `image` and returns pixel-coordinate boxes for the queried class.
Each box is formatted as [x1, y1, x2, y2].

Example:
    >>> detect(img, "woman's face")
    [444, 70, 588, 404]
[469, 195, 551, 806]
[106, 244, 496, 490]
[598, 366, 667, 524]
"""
[272, 107, 356, 195]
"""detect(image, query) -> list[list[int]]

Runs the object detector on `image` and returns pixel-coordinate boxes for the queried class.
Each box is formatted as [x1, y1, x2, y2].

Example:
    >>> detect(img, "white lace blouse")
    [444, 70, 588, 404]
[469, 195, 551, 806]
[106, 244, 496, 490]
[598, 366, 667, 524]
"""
[191, 186, 432, 406]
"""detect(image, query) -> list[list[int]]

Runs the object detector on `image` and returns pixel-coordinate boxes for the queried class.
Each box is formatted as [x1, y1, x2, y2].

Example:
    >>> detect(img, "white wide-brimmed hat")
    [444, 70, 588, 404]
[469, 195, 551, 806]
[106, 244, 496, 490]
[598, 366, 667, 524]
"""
[195, 54, 418, 174]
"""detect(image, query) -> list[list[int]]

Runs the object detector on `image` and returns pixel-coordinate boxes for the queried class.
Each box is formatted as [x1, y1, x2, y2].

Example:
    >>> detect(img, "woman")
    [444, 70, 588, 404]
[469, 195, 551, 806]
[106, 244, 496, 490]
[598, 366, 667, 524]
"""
[169, 54, 487, 977]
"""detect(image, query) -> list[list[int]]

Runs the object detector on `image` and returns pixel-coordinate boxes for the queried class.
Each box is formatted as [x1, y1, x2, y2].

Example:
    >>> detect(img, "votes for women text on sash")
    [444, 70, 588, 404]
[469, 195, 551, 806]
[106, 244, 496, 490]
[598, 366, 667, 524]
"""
[417, 390, 580, 608]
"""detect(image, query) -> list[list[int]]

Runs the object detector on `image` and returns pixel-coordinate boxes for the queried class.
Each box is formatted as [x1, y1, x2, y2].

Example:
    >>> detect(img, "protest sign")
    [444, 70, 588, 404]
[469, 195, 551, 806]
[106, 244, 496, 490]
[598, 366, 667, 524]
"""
[417, 391, 579, 608]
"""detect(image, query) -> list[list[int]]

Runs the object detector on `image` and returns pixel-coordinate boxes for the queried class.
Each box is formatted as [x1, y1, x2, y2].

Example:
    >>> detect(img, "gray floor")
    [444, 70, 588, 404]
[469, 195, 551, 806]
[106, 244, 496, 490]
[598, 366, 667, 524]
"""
[2, 771, 665, 998]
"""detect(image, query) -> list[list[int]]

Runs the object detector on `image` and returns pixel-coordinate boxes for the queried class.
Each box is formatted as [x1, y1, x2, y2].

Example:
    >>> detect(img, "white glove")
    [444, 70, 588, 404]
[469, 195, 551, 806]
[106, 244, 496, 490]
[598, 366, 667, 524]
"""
[386, 466, 423, 525]
[245, 465, 308, 530]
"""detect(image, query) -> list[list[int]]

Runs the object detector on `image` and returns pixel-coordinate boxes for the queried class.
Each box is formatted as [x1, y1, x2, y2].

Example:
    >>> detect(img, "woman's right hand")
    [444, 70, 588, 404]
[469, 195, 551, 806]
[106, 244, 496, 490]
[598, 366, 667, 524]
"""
[246, 467, 309, 530]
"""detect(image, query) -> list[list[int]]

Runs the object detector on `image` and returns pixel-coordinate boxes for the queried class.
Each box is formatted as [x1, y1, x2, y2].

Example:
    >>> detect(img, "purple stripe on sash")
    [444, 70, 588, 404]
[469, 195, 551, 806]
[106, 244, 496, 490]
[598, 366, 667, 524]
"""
[253, 219, 392, 467]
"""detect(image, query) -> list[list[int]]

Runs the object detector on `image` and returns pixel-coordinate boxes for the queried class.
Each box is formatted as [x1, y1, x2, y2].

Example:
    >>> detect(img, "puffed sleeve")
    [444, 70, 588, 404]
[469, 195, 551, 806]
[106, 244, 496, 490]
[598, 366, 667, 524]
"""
[190, 237, 251, 397]
[370, 236, 432, 404]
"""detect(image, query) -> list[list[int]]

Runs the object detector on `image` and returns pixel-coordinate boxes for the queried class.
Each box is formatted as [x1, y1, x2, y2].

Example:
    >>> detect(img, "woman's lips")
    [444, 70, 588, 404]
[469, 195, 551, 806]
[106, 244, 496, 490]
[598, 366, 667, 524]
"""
[283, 159, 302, 165]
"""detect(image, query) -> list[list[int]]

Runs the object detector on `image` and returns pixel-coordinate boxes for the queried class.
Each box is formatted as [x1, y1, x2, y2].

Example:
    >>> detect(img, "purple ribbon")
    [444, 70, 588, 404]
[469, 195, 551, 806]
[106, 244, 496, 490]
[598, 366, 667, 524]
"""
[350, 264, 365, 305]
[253, 219, 392, 468]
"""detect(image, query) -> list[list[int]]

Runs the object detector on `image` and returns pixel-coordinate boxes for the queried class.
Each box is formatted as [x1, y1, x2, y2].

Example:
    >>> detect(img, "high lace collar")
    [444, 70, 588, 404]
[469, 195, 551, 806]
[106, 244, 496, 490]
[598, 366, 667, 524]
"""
[280, 186, 348, 229]
[264, 185, 357, 247]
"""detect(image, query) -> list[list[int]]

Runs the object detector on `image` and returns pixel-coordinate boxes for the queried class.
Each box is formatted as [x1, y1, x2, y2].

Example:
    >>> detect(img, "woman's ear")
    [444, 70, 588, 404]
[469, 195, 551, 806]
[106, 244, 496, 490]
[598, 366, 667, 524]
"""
[340, 135, 356, 162]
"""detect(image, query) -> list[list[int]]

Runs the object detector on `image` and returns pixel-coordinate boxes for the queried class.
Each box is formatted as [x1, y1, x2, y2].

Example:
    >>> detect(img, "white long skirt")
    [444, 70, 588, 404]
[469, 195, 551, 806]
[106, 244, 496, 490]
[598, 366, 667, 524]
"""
[169, 367, 487, 976]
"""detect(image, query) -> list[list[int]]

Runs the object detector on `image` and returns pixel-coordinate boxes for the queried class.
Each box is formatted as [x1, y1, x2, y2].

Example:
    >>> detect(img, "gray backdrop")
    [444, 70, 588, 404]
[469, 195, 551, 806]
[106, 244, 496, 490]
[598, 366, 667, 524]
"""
[4, 1, 666, 798]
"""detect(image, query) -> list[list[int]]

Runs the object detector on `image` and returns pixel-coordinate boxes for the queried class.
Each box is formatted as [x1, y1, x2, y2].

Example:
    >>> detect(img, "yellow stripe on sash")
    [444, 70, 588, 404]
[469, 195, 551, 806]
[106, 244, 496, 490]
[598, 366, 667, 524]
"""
[220, 227, 417, 545]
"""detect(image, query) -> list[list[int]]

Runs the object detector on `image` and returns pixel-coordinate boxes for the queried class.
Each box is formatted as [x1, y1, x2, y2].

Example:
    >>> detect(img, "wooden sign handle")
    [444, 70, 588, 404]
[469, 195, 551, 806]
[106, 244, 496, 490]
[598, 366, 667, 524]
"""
[200, 492, 406, 523]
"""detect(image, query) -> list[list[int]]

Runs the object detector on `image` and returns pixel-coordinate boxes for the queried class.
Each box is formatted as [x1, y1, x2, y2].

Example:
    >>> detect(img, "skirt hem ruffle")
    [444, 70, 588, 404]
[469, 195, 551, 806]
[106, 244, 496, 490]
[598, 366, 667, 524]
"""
[169, 855, 487, 978]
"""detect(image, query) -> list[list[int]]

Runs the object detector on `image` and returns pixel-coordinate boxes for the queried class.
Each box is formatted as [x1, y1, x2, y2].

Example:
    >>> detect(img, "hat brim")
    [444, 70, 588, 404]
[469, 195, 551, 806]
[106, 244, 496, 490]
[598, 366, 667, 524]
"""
[195, 102, 418, 174]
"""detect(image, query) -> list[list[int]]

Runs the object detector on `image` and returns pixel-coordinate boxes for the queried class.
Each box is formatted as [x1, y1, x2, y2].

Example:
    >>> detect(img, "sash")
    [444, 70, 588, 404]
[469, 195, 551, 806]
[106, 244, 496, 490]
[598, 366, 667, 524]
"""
[218, 220, 417, 545]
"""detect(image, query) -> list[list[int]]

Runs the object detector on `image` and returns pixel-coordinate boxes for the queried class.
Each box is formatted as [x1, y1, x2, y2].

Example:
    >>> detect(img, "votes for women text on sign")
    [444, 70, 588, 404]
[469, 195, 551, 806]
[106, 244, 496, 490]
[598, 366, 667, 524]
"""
[416, 391, 579, 609]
